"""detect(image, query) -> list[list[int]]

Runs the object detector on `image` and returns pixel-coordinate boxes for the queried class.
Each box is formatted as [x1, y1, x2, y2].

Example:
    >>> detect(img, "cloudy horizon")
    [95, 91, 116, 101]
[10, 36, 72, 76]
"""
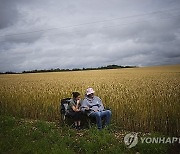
[0, 0, 180, 72]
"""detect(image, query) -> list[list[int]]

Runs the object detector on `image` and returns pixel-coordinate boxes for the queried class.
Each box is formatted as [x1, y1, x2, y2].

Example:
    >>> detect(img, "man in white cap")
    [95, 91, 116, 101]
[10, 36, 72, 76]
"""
[81, 88, 111, 129]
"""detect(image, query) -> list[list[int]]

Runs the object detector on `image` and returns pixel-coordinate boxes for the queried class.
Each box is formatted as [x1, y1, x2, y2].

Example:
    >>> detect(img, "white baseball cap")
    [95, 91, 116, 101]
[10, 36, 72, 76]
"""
[86, 88, 95, 95]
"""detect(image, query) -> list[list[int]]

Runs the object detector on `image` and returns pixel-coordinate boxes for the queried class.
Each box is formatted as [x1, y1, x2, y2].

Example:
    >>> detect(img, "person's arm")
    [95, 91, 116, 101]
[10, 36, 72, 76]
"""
[76, 99, 80, 108]
[72, 105, 80, 112]
[97, 97, 104, 111]
[80, 99, 89, 112]
[69, 100, 80, 112]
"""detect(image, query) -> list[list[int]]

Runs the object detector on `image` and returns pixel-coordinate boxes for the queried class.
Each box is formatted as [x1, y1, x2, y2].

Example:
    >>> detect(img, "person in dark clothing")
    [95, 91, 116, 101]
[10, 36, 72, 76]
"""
[67, 92, 82, 129]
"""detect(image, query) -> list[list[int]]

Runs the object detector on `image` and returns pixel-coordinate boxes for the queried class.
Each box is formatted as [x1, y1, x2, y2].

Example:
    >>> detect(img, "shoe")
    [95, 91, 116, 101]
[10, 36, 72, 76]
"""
[74, 126, 79, 130]
[76, 126, 81, 130]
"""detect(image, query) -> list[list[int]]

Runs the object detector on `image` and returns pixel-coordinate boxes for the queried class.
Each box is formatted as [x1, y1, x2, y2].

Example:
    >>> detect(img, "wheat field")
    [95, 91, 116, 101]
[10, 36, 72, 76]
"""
[0, 65, 179, 136]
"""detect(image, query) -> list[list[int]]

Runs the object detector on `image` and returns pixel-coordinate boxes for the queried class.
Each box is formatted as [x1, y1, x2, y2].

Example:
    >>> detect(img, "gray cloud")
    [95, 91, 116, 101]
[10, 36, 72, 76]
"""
[0, 0, 180, 72]
[0, 0, 19, 29]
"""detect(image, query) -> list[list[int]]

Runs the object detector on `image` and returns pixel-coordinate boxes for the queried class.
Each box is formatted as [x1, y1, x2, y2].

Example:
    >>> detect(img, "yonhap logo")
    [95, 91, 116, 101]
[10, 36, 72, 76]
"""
[124, 132, 180, 148]
[124, 132, 138, 148]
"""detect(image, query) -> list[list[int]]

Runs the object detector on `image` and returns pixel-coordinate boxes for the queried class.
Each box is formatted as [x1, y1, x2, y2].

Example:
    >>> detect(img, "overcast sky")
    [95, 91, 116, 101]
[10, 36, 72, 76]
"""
[0, 0, 180, 72]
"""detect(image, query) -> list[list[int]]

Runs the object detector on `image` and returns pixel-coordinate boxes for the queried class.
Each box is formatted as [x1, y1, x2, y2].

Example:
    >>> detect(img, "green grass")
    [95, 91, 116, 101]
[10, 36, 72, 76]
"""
[0, 115, 172, 154]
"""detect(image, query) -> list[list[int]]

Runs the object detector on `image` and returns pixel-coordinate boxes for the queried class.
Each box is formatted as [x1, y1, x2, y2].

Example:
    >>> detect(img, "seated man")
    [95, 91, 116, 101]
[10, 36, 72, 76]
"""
[81, 88, 111, 130]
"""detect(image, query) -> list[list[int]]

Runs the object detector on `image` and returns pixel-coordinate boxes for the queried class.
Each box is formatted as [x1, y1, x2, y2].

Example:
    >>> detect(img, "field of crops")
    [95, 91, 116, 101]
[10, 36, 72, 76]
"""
[0, 65, 179, 136]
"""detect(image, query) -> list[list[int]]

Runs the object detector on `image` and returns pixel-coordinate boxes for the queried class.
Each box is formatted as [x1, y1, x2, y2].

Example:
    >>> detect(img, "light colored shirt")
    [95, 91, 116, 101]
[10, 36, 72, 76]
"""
[81, 96, 104, 116]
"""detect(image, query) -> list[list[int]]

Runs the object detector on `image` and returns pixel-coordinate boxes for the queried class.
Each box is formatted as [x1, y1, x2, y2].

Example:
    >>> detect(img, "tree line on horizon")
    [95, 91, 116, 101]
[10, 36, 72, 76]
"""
[0, 65, 137, 74]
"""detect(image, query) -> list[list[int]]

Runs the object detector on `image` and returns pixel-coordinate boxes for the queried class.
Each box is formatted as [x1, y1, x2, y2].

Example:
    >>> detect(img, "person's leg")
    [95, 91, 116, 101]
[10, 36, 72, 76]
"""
[69, 112, 79, 128]
[89, 112, 102, 129]
[74, 121, 78, 127]
[76, 112, 82, 126]
[74, 112, 82, 129]
[100, 110, 112, 126]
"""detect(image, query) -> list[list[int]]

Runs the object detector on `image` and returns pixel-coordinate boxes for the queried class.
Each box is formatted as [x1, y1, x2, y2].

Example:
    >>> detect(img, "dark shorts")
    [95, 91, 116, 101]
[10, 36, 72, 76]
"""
[67, 111, 82, 121]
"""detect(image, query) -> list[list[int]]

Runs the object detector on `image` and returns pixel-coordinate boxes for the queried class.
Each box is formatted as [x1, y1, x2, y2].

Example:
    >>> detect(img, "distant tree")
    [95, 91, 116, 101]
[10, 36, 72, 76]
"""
[5, 71, 17, 74]
[21, 64, 137, 73]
